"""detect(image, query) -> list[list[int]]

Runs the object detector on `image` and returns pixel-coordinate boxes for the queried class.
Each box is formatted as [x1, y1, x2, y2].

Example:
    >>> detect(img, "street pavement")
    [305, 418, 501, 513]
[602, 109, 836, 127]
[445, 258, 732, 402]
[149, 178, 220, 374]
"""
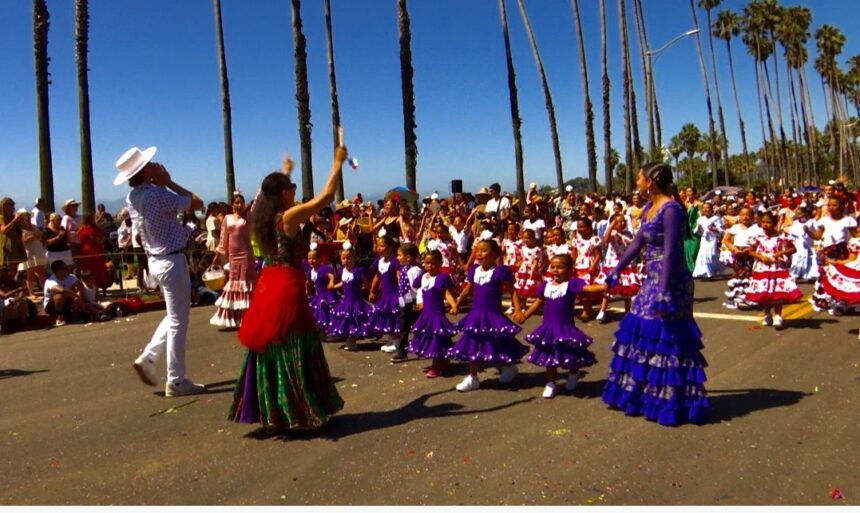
[0, 279, 857, 505]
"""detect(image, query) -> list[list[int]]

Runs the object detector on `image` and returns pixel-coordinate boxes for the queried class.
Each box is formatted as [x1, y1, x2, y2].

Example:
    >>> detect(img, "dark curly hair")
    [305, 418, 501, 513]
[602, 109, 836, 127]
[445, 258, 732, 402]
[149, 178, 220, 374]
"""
[253, 172, 294, 257]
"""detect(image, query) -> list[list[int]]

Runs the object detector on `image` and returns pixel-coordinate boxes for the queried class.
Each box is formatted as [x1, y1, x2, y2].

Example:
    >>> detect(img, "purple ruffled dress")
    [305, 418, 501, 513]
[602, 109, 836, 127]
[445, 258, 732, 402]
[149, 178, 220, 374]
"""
[308, 263, 339, 333]
[602, 200, 709, 427]
[448, 265, 529, 364]
[526, 279, 597, 370]
[408, 272, 458, 358]
[363, 257, 402, 336]
[328, 266, 372, 339]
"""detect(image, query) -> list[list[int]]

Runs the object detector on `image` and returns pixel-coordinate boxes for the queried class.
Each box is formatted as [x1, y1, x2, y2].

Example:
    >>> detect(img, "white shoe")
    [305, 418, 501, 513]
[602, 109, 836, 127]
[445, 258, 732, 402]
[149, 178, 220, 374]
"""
[455, 375, 480, 392]
[380, 342, 398, 353]
[565, 372, 580, 392]
[762, 314, 773, 327]
[504, 306, 514, 315]
[133, 354, 157, 386]
[498, 364, 518, 384]
[773, 315, 784, 329]
[165, 379, 206, 397]
[542, 382, 558, 398]
[595, 310, 606, 322]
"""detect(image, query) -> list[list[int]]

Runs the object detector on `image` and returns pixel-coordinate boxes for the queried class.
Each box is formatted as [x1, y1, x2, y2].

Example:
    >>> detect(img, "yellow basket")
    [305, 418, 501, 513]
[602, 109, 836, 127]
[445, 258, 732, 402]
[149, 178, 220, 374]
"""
[202, 265, 227, 291]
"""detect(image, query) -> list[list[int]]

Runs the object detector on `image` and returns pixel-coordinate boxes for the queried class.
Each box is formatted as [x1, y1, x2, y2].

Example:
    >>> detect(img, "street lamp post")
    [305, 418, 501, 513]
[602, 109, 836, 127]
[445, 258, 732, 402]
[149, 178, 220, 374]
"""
[644, 29, 699, 158]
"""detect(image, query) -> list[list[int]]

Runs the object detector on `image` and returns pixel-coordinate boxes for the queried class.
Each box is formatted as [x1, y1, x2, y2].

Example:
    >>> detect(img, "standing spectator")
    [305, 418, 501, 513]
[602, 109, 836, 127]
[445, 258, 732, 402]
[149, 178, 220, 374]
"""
[77, 213, 112, 291]
[484, 183, 511, 229]
[204, 202, 222, 254]
[117, 210, 134, 279]
[60, 199, 82, 257]
[0, 198, 27, 268]
[31, 198, 47, 230]
[18, 209, 48, 298]
[116, 146, 206, 397]
[44, 213, 73, 268]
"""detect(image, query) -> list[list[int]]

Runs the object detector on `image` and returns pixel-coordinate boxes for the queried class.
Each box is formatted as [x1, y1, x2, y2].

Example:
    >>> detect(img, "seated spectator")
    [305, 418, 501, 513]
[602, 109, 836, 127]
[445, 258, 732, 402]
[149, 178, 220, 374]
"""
[0, 265, 34, 333]
[78, 270, 110, 322]
[44, 260, 82, 327]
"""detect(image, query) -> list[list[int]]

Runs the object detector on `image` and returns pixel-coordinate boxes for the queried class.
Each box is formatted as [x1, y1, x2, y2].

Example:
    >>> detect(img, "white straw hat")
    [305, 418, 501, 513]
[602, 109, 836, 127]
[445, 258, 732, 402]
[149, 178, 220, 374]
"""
[114, 146, 157, 186]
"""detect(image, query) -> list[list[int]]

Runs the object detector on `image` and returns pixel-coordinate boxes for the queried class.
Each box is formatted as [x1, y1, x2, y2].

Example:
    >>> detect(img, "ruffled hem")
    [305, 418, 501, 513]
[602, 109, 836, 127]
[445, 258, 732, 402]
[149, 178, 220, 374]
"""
[447, 333, 529, 364]
[328, 301, 373, 338]
[601, 312, 709, 427]
[525, 325, 593, 349]
[455, 311, 521, 336]
[210, 309, 244, 328]
[527, 346, 596, 369]
[408, 334, 454, 359]
[412, 315, 459, 337]
[745, 289, 803, 304]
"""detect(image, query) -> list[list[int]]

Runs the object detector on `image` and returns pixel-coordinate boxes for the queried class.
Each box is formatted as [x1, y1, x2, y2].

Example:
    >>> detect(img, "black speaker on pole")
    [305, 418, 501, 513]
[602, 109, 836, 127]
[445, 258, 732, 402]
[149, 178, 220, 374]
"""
[451, 179, 463, 194]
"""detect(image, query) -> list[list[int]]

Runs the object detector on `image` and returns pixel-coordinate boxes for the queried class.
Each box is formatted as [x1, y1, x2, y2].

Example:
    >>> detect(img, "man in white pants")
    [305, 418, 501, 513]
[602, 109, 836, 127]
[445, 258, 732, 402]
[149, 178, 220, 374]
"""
[114, 146, 206, 397]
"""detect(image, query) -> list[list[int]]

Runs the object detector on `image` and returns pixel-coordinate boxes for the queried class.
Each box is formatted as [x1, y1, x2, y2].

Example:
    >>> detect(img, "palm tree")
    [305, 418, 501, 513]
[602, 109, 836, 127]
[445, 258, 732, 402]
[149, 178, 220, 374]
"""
[600, 0, 612, 193]
[633, 0, 662, 148]
[397, 0, 418, 192]
[714, 9, 751, 187]
[323, 0, 344, 202]
[515, 0, 564, 192]
[760, 0, 792, 183]
[678, 123, 702, 186]
[75, 0, 94, 213]
[618, 0, 634, 191]
[213, 0, 236, 202]
[570, 0, 597, 193]
[815, 24, 847, 178]
[291, 0, 313, 195]
[689, 0, 719, 188]
[632, 0, 654, 155]
[498, 0, 525, 201]
[699, 0, 730, 187]
[777, 6, 814, 183]
[33, 0, 54, 212]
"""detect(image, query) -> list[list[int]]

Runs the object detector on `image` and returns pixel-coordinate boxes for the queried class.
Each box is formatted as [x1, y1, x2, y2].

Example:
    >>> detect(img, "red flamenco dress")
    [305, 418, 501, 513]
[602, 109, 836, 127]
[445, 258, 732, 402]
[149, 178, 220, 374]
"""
[77, 224, 112, 288]
[228, 228, 343, 430]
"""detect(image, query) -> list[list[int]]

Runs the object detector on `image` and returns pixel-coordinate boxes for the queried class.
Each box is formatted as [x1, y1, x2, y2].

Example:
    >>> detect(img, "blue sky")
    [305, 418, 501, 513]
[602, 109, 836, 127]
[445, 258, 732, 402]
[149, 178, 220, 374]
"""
[1, 0, 860, 208]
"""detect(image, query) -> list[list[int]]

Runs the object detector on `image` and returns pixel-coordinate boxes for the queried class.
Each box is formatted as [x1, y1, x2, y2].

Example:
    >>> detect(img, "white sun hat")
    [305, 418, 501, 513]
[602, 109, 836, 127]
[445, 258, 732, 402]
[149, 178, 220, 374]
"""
[114, 146, 157, 186]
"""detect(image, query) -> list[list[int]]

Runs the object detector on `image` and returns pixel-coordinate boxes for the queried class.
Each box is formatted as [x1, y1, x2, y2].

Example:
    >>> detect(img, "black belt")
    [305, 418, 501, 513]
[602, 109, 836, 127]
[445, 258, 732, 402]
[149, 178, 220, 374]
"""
[147, 249, 183, 258]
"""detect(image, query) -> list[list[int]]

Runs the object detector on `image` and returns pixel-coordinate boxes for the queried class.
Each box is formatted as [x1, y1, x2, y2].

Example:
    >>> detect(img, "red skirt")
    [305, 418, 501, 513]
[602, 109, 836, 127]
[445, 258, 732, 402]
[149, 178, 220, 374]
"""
[238, 265, 317, 352]
[745, 269, 803, 305]
[820, 263, 860, 304]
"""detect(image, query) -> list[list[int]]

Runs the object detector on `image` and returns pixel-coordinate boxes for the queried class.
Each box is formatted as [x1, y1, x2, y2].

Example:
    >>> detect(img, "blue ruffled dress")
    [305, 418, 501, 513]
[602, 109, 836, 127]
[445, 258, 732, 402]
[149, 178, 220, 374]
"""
[602, 200, 709, 427]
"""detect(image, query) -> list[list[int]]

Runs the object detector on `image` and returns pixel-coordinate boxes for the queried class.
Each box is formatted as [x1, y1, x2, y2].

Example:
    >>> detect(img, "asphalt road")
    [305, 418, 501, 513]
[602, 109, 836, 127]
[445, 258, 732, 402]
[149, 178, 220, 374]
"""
[1, 279, 857, 505]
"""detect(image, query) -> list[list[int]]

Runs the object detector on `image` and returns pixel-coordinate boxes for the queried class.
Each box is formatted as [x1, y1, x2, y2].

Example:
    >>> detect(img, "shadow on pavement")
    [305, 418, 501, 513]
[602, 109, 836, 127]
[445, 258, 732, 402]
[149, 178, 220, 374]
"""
[707, 388, 810, 423]
[0, 369, 49, 380]
[243, 390, 534, 441]
[787, 317, 840, 330]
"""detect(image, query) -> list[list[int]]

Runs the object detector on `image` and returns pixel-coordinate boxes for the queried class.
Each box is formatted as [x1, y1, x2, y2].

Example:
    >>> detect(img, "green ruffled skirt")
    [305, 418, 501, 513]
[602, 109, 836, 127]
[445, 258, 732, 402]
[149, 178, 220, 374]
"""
[228, 331, 344, 430]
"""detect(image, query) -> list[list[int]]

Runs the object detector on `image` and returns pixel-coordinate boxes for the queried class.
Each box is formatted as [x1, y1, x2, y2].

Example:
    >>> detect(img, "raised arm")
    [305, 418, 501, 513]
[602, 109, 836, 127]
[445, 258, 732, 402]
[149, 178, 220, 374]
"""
[283, 147, 347, 232]
[610, 228, 646, 276]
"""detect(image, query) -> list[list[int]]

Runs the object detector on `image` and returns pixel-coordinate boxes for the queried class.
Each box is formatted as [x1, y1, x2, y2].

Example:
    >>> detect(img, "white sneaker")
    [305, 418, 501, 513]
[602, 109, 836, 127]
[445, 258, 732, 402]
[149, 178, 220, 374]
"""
[565, 372, 580, 391]
[762, 314, 773, 327]
[455, 375, 480, 392]
[165, 379, 206, 397]
[595, 310, 606, 322]
[504, 306, 514, 315]
[133, 354, 157, 386]
[773, 315, 784, 329]
[380, 342, 398, 353]
[542, 382, 558, 398]
[498, 364, 518, 384]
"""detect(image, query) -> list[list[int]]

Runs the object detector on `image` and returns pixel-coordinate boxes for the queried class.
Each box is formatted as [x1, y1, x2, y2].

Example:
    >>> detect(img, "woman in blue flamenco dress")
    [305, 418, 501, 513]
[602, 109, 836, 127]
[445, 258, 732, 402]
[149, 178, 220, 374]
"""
[602, 162, 709, 427]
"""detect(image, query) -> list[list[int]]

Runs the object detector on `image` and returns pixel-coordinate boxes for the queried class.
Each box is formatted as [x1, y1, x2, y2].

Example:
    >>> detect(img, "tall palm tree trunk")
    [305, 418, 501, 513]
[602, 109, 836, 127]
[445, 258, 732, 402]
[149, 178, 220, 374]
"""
[516, 0, 564, 192]
[689, 0, 719, 188]
[213, 0, 236, 202]
[761, 60, 783, 182]
[787, 65, 805, 183]
[769, 30, 791, 185]
[571, 0, 597, 193]
[618, 0, 634, 191]
[75, 0, 94, 212]
[498, 0, 525, 201]
[33, 0, 54, 212]
[632, 0, 654, 156]
[798, 66, 818, 181]
[725, 39, 752, 187]
[705, 7, 730, 185]
[324, 0, 344, 202]
[397, 0, 418, 192]
[291, 0, 314, 195]
[600, 0, 612, 193]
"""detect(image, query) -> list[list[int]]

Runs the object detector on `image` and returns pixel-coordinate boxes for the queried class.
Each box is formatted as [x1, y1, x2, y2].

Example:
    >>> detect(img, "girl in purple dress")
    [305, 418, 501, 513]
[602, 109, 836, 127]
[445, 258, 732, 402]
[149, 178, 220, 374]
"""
[516, 254, 601, 399]
[408, 250, 459, 378]
[450, 238, 529, 392]
[602, 162, 709, 426]
[306, 244, 339, 336]
[365, 235, 402, 351]
[328, 243, 372, 351]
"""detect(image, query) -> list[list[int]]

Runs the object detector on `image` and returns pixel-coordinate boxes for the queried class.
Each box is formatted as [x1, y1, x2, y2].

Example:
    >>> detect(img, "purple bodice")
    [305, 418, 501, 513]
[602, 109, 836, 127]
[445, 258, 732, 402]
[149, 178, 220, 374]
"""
[312, 264, 338, 301]
[539, 279, 585, 325]
[374, 257, 400, 297]
[415, 272, 454, 316]
[341, 267, 365, 302]
[467, 265, 513, 314]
